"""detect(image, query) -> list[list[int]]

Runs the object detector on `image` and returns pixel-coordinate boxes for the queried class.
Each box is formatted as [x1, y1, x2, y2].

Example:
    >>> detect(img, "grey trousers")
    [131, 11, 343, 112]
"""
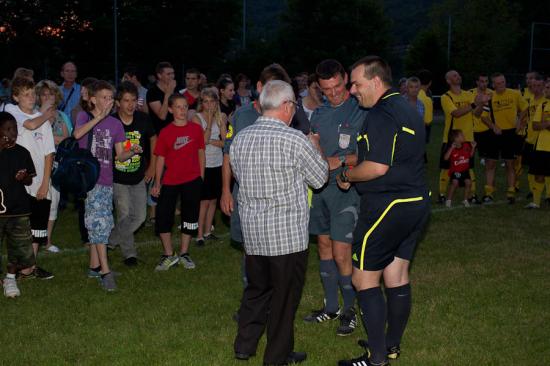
[109, 180, 147, 259]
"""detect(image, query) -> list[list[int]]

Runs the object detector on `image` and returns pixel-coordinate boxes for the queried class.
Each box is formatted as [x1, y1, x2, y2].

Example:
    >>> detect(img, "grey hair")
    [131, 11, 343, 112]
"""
[259, 80, 295, 111]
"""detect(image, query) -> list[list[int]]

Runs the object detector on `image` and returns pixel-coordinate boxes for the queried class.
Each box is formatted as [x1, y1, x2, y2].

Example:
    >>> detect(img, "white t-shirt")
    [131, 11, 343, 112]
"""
[5, 104, 56, 199]
[197, 113, 223, 168]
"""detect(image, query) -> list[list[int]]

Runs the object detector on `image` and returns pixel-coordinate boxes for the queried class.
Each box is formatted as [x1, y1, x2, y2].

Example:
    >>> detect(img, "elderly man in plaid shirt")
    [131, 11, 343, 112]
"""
[230, 80, 328, 366]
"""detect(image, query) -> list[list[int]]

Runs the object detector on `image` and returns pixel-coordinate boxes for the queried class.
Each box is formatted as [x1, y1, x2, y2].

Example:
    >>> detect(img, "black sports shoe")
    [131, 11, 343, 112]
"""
[336, 307, 357, 336]
[304, 307, 340, 323]
[358, 340, 400, 360]
[338, 352, 389, 366]
[196, 239, 205, 247]
[482, 195, 494, 204]
[34, 266, 54, 280]
[123, 257, 138, 266]
[468, 195, 482, 204]
[437, 194, 446, 204]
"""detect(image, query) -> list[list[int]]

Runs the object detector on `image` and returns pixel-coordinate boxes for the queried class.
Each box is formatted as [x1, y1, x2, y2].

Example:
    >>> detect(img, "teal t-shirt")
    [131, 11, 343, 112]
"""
[223, 103, 260, 155]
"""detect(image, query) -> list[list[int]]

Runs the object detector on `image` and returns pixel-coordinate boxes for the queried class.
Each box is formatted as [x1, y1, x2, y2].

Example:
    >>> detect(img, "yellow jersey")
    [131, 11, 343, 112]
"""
[469, 88, 492, 133]
[418, 89, 433, 126]
[522, 88, 533, 100]
[524, 96, 547, 144]
[488, 88, 528, 130]
[441, 89, 475, 142]
[534, 101, 550, 152]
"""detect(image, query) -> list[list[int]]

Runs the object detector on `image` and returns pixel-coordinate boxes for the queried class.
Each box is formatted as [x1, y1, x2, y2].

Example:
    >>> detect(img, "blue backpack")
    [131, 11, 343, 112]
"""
[52, 125, 100, 198]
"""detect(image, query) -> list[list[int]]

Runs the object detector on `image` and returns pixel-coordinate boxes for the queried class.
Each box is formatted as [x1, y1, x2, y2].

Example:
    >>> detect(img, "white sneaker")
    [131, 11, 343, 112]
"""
[462, 200, 470, 207]
[445, 200, 452, 208]
[179, 254, 196, 269]
[3, 277, 20, 298]
[524, 202, 540, 209]
[46, 245, 60, 253]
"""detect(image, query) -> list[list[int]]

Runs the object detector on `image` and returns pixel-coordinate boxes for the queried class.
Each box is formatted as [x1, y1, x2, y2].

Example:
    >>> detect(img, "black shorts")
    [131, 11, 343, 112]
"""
[155, 177, 202, 235]
[529, 150, 550, 176]
[29, 196, 51, 245]
[201, 167, 222, 200]
[450, 170, 471, 187]
[474, 130, 491, 159]
[352, 193, 430, 271]
[521, 142, 534, 167]
[485, 128, 518, 161]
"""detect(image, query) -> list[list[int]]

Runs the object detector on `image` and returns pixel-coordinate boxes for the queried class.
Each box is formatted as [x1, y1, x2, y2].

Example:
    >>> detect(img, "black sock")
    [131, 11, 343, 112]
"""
[90, 266, 101, 272]
[357, 287, 387, 363]
[385, 283, 411, 348]
[100, 271, 111, 278]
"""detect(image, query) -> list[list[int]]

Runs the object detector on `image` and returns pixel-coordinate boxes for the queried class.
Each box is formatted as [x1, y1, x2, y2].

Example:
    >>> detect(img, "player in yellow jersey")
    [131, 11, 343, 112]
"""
[525, 95, 550, 208]
[517, 75, 546, 199]
[481, 73, 528, 204]
[438, 70, 486, 204]
[522, 71, 539, 101]
[418, 70, 433, 142]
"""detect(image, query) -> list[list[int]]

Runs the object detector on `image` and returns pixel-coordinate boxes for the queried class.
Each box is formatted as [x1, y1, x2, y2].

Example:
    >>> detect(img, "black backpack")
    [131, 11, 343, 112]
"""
[52, 127, 100, 198]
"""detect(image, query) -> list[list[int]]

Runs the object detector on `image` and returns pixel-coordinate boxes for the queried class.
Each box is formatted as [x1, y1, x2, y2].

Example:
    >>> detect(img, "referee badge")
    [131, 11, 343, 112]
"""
[339, 133, 351, 149]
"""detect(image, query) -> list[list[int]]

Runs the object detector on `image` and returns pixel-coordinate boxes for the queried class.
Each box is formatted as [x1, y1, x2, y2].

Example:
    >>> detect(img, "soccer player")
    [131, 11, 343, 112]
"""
[337, 55, 430, 366]
[305, 59, 368, 336]
[470, 74, 493, 167]
[481, 73, 528, 203]
[438, 71, 485, 204]
[417, 70, 433, 144]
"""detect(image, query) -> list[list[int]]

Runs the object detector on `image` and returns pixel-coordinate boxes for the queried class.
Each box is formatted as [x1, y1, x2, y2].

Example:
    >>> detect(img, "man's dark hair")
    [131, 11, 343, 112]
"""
[186, 68, 201, 78]
[259, 63, 291, 85]
[476, 73, 488, 80]
[217, 77, 234, 90]
[168, 93, 187, 108]
[123, 65, 139, 78]
[316, 59, 346, 80]
[89, 80, 115, 98]
[491, 72, 505, 80]
[116, 81, 139, 101]
[417, 69, 433, 86]
[0, 111, 16, 129]
[11, 77, 35, 98]
[155, 62, 173, 76]
[351, 55, 392, 86]
[534, 73, 545, 82]
[307, 73, 318, 86]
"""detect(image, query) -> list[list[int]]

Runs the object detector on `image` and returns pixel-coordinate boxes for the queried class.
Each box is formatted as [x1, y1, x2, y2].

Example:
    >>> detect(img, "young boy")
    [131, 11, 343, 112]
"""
[73, 80, 142, 291]
[109, 81, 156, 266]
[151, 94, 205, 271]
[445, 129, 477, 207]
[0, 112, 37, 297]
[5, 78, 57, 279]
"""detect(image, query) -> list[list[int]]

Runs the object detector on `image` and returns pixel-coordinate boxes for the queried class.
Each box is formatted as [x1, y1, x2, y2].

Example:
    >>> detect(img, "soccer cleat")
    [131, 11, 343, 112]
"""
[34, 267, 54, 280]
[338, 353, 389, 366]
[482, 195, 494, 204]
[155, 255, 179, 271]
[358, 340, 400, 360]
[179, 253, 196, 269]
[336, 307, 357, 336]
[437, 194, 446, 204]
[3, 278, 21, 298]
[100, 272, 117, 292]
[524, 202, 540, 209]
[445, 200, 452, 208]
[304, 307, 340, 323]
[468, 195, 482, 204]
[462, 200, 470, 207]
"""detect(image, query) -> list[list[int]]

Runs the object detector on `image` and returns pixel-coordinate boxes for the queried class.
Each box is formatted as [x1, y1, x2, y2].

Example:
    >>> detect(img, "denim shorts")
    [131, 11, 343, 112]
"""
[85, 185, 114, 244]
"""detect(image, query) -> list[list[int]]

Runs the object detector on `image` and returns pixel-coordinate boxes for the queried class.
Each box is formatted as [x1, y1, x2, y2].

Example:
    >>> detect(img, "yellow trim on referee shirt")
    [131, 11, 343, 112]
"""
[402, 127, 415, 135]
[382, 92, 401, 99]
[359, 196, 424, 270]
[391, 133, 397, 164]
[357, 134, 370, 151]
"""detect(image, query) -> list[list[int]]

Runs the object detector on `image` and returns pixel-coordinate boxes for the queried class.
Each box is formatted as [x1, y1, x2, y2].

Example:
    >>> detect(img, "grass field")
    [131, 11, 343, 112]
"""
[2, 118, 550, 366]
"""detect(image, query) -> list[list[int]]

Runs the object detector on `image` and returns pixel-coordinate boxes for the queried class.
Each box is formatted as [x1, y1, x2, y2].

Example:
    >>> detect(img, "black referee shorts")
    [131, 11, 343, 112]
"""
[352, 193, 430, 271]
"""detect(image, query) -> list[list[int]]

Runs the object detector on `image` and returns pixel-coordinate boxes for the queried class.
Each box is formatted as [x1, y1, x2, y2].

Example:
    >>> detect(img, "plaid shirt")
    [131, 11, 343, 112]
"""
[230, 116, 328, 256]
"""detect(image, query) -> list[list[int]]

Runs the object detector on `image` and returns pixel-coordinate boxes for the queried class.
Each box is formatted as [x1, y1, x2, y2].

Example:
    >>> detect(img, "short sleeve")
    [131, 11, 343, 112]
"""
[518, 93, 528, 112]
[533, 103, 544, 123]
[441, 94, 457, 115]
[195, 124, 205, 150]
[365, 111, 400, 166]
[41, 123, 56, 155]
[146, 87, 162, 105]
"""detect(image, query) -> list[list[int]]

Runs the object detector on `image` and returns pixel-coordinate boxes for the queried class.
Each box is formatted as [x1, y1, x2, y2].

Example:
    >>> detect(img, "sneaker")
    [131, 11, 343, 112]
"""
[155, 255, 179, 271]
[482, 195, 494, 204]
[123, 257, 138, 267]
[100, 272, 117, 292]
[304, 307, 340, 323]
[34, 266, 54, 280]
[179, 253, 196, 269]
[46, 244, 60, 253]
[338, 353, 389, 366]
[445, 199, 451, 208]
[524, 202, 540, 209]
[204, 233, 219, 241]
[358, 340, 400, 360]
[462, 200, 470, 207]
[196, 238, 205, 247]
[336, 307, 357, 336]
[468, 195, 482, 204]
[3, 277, 20, 298]
[437, 194, 446, 204]
[88, 269, 101, 278]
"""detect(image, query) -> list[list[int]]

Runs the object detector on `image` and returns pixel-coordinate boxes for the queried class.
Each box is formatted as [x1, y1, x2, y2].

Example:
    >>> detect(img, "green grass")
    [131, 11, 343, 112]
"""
[2, 119, 550, 365]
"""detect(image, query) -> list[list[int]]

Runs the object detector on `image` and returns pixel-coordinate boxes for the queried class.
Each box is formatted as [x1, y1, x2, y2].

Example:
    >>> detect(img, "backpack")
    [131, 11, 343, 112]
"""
[52, 127, 100, 198]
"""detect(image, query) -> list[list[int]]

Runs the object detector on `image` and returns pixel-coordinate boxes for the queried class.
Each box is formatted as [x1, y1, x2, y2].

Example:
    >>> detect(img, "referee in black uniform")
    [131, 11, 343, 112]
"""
[336, 56, 430, 366]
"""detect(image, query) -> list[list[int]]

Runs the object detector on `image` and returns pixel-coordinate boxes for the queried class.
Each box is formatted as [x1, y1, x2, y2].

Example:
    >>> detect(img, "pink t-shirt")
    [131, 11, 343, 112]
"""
[75, 111, 125, 186]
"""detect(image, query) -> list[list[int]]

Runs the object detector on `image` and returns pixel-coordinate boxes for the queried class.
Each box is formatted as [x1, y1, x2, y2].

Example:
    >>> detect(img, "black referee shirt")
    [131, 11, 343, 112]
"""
[354, 88, 427, 195]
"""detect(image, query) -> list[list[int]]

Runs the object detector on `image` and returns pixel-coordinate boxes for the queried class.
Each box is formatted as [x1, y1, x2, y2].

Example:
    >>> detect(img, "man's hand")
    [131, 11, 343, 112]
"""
[99, 100, 114, 120]
[151, 183, 161, 197]
[42, 107, 57, 122]
[161, 80, 177, 95]
[336, 173, 351, 191]
[144, 166, 154, 183]
[220, 190, 234, 215]
[36, 183, 48, 200]
[15, 169, 29, 181]
[492, 125, 502, 135]
[130, 144, 143, 154]
[308, 133, 321, 152]
[471, 141, 477, 149]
